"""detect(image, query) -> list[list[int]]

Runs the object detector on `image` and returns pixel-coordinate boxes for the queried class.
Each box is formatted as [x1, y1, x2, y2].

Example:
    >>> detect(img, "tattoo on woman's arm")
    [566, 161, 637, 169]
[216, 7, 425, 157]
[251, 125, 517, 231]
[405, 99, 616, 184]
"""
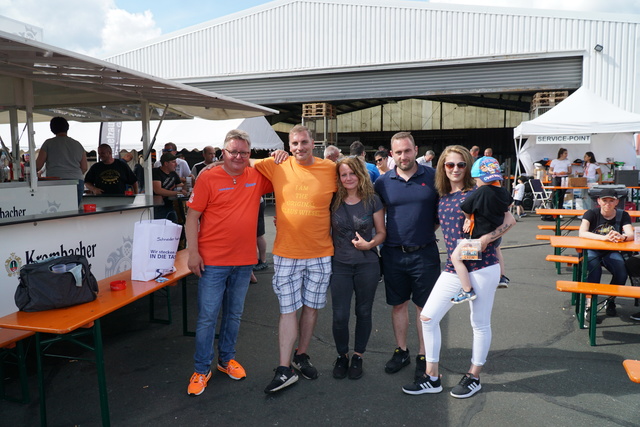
[489, 222, 513, 241]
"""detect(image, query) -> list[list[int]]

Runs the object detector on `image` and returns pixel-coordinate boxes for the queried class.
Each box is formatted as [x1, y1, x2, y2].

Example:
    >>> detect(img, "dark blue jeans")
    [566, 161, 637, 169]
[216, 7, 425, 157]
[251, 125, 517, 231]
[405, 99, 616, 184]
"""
[330, 260, 379, 355]
[193, 265, 252, 374]
[585, 250, 627, 286]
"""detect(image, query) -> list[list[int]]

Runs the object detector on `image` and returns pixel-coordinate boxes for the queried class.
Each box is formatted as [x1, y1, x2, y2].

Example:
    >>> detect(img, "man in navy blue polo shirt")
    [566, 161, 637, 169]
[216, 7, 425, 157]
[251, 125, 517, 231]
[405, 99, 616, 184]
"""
[374, 131, 440, 382]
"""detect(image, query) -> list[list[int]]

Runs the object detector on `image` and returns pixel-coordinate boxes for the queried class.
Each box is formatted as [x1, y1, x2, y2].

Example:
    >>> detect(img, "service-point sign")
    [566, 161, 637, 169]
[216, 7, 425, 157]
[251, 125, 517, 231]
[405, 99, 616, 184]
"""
[536, 135, 591, 144]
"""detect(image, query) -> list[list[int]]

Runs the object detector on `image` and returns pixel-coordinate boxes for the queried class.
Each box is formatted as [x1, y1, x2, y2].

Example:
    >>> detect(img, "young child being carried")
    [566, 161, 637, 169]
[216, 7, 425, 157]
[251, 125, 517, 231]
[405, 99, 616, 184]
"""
[451, 156, 513, 304]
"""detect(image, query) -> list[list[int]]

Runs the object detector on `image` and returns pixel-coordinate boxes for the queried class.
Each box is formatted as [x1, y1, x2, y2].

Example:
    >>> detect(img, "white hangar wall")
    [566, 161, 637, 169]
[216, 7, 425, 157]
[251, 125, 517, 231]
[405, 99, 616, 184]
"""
[105, 0, 640, 113]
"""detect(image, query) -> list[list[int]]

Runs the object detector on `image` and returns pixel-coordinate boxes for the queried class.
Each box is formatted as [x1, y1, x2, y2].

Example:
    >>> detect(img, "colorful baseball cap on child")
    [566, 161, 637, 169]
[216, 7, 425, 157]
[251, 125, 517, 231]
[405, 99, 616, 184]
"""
[471, 156, 503, 183]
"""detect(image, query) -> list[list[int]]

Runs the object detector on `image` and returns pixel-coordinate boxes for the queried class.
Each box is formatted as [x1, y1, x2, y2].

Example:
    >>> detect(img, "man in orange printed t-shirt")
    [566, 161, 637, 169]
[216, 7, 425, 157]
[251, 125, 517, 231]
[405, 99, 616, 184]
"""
[254, 125, 337, 393]
[184, 130, 273, 397]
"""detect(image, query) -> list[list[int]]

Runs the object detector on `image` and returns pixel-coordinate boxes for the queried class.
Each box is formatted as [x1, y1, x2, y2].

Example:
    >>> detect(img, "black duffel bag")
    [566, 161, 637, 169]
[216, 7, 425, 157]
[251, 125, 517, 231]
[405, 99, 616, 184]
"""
[623, 252, 640, 287]
[15, 255, 99, 312]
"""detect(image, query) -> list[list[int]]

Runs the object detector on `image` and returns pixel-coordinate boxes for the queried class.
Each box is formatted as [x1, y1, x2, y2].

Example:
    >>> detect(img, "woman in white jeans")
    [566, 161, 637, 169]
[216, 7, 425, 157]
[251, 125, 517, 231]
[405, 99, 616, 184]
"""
[402, 145, 515, 399]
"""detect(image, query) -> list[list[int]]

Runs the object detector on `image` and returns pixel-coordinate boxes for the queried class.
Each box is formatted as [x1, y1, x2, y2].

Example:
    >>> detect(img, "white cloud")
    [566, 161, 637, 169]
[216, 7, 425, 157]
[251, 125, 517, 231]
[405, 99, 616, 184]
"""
[99, 8, 161, 57]
[0, 0, 162, 58]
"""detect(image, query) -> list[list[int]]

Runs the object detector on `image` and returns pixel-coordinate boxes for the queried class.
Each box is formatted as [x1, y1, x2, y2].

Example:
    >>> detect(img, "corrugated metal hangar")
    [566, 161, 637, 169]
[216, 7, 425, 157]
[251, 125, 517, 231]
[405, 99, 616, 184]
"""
[105, 0, 640, 159]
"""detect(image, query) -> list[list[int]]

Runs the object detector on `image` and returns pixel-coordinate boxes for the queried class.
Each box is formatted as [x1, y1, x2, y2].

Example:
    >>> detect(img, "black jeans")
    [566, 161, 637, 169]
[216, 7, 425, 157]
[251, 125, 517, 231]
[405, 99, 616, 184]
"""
[553, 176, 566, 209]
[330, 260, 380, 355]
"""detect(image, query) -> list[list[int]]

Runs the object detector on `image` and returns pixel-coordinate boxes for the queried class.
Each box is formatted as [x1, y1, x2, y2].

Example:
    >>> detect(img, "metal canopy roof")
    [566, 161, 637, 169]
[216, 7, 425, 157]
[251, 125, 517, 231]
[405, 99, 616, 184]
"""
[0, 30, 277, 124]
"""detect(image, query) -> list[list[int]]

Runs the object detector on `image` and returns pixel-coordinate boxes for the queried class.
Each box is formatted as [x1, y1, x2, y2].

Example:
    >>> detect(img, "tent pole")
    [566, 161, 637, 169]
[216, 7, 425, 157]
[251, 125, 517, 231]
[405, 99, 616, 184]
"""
[141, 101, 153, 203]
[22, 79, 38, 192]
[513, 135, 522, 185]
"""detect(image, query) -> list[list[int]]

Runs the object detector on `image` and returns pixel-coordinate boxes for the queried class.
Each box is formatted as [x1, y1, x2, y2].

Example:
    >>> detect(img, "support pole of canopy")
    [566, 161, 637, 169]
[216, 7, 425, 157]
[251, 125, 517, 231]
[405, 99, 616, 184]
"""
[141, 101, 153, 204]
[22, 79, 37, 192]
[8, 108, 19, 181]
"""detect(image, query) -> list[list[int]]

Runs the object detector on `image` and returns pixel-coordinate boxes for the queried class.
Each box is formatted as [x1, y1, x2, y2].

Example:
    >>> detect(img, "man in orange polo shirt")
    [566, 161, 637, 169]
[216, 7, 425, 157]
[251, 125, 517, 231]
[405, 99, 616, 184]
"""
[185, 130, 273, 396]
[255, 125, 337, 393]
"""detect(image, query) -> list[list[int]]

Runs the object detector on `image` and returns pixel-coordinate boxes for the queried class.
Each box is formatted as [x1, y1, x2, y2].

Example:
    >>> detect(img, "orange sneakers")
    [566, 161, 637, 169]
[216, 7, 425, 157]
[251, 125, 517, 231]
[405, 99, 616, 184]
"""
[187, 371, 212, 396]
[217, 359, 247, 380]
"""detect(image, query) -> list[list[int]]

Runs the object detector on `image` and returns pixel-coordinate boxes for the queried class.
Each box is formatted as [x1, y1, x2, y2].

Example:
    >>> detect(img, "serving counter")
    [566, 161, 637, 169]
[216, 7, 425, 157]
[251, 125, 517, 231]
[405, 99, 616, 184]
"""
[0, 180, 78, 219]
[0, 194, 164, 317]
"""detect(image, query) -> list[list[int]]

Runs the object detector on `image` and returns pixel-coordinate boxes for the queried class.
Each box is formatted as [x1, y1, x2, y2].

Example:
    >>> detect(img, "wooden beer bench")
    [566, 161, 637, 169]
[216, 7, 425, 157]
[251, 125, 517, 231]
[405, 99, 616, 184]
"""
[623, 360, 640, 383]
[556, 280, 640, 346]
[537, 224, 580, 231]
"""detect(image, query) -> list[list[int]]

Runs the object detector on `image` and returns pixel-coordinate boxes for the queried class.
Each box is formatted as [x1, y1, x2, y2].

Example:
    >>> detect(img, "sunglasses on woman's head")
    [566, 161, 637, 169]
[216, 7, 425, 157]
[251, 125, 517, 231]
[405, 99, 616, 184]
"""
[444, 162, 467, 169]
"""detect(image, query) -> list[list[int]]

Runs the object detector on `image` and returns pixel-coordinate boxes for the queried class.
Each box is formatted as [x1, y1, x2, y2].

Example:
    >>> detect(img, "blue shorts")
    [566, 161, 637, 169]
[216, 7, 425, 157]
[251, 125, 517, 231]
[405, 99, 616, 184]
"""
[381, 242, 441, 307]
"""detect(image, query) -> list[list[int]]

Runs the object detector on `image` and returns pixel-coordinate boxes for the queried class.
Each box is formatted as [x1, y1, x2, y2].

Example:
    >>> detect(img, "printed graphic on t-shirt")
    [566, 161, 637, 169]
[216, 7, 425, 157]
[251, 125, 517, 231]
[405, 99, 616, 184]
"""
[593, 223, 615, 236]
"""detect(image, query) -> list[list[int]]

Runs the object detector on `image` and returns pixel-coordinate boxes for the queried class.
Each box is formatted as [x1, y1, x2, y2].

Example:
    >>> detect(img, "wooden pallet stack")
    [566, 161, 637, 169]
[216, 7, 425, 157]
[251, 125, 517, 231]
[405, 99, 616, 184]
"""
[302, 102, 336, 118]
[530, 91, 569, 117]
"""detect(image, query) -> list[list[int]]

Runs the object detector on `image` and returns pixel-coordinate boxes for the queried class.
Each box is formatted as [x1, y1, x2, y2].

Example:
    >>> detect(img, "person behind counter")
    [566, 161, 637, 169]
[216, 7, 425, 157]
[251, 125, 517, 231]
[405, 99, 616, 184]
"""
[35, 117, 88, 204]
[549, 147, 572, 209]
[191, 146, 218, 179]
[154, 142, 192, 180]
[152, 152, 188, 221]
[582, 151, 602, 185]
[84, 144, 138, 195]
[581, 151, 602, 209]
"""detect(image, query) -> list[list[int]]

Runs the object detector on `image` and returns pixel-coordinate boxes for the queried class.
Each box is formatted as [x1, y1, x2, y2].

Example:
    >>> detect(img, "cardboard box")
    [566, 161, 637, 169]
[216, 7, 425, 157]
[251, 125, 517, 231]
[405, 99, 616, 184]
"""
[568, 177, 587, 187]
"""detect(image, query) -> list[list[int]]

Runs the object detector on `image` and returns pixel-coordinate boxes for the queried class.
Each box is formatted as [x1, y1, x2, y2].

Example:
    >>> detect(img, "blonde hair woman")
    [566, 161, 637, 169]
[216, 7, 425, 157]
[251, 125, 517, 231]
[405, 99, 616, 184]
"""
[402, 145, 515, 399]
[329, 157, 386, 380]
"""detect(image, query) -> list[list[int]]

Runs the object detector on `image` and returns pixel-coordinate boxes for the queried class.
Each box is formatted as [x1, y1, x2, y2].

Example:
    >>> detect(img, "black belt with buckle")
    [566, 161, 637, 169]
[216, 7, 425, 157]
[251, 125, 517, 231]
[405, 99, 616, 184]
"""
[394, 244, 428, 253]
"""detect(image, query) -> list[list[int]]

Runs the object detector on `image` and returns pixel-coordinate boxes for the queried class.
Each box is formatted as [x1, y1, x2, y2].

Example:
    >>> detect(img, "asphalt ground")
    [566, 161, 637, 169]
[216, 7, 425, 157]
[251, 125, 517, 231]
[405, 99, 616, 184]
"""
[2, 206, 640, 427]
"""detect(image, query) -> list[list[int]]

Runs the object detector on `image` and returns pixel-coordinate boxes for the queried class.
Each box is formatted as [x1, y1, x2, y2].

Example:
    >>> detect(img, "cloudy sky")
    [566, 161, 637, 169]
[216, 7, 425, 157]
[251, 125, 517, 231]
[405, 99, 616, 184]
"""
[0, 0, 638, 58]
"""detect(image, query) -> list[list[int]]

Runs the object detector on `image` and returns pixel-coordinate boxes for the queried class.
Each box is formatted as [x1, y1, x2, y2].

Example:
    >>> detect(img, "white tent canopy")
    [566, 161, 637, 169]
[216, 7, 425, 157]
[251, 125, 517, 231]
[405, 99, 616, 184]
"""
[514, 87, 640, 176]
[2, 116, 284, 152]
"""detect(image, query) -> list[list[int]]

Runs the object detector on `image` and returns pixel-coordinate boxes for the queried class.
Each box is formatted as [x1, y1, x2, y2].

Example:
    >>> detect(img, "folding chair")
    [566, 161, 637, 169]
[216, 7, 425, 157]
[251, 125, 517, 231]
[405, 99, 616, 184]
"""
[527, 179, 552, 211]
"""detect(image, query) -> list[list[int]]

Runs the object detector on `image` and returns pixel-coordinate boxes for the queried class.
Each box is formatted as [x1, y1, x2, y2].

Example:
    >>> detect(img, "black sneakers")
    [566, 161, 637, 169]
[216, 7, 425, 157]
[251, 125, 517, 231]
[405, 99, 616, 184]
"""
[631, 312, 640, 321]
[348, 354, 363, 380]
[333, 354, 349, 379]
[450, 373, 482, 398]
[292, 351, 318, 380]
[264, 366, 298, 394]
[605, 298, 617, 317]
[414, 355, 426, 381]
[498, 275, 510, 289]
[402, 375, 442, 395]
[253, 261, 268, 271]
[385, 347, 410, 373]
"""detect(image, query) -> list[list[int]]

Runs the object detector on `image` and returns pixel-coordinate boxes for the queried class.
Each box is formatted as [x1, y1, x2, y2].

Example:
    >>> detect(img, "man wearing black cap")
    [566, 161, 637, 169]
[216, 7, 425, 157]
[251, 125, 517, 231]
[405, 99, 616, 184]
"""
[152, 152, 188, 220]
[578, 187, 633, 317]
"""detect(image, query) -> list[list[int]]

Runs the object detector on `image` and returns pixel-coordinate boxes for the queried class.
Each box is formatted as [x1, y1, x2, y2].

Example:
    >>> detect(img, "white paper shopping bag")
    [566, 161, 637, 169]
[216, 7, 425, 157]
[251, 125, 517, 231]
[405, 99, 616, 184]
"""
[131, 219, 182, 281]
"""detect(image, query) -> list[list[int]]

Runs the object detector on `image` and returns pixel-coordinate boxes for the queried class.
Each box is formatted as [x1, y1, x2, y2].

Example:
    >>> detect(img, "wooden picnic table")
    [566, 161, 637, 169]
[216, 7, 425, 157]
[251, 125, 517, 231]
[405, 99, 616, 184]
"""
[550, 235, 640, 345]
